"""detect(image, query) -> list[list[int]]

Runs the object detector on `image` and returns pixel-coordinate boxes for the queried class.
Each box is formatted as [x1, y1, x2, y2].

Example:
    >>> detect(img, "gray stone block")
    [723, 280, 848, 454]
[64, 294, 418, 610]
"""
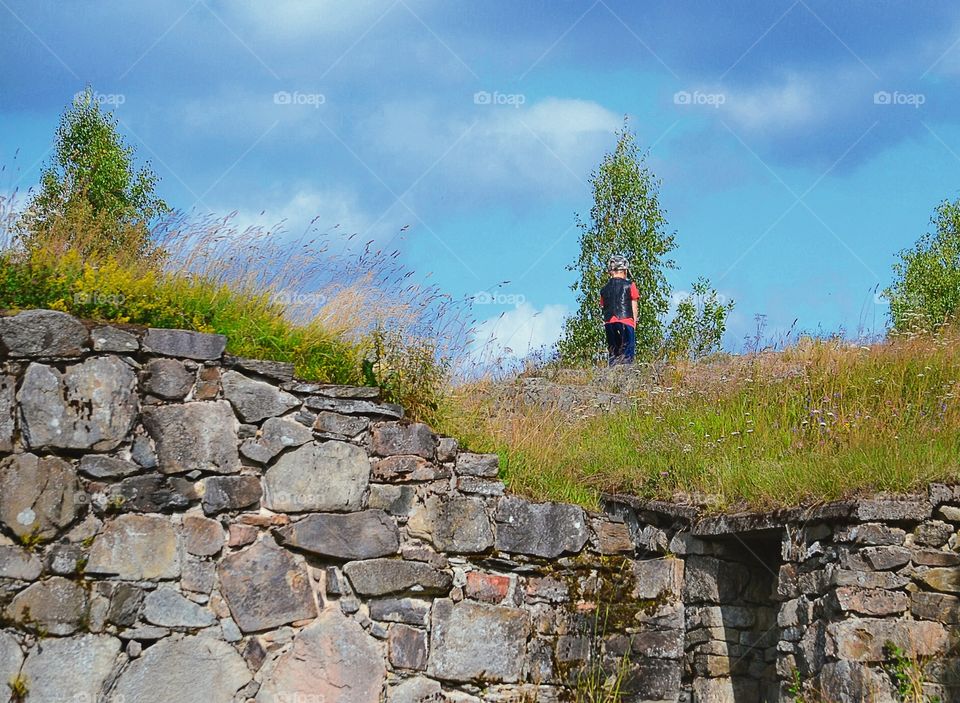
[0, 453, 81, 540]
[218, 540, 316, 633]
[111, 636, 251, 703]
[20, 357, 137, 451]
[143, 401, 240, 475]
[427, 599, 530, 683]
[21, 634, 121, 703]
[87, 514, 180, 580]
[0, 309, 89, 358]
[142, 327, 226, 360]
[200, 475, 262, 515]
[276, 510, 399, 560]
[8, 576, 87, 635]
[344, 557, 452, 596]
[409, 495, 494, 554]
[263, 440, 368, 513]
[222, 370, 299, 423]
[255, 611, 385, 703]
[493, 497, 589, 558]
[91, 325, 139, 352]
[143, 358, 195, 400]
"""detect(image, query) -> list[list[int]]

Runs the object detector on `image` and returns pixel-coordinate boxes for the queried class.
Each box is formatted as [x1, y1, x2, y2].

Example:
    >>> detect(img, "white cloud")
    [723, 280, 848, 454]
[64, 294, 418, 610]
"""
[362, 96, 621, 204]
[472, 301, 569, 361]
[723, 75, 819, 132]
[213, 187, 379, 240]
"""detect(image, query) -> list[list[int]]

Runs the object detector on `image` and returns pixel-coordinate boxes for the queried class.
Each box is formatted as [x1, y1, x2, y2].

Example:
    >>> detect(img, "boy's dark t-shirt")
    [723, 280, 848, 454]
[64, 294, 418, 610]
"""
[599, 278, 639, 327]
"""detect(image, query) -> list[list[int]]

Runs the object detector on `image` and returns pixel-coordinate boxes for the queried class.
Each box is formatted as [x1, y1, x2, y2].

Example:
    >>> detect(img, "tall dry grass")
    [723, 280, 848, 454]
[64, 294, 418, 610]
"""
[0, 185, 473, 419]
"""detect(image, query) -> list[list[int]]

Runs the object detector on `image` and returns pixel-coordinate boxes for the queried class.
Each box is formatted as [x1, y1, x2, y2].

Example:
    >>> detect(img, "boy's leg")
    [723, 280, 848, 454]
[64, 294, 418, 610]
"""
[622, 324, 636, 364]
[603, 323, 619, 366]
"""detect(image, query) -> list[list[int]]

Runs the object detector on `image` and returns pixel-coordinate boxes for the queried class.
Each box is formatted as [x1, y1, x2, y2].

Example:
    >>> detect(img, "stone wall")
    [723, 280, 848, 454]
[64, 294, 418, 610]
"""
[0, 309, 956, 703]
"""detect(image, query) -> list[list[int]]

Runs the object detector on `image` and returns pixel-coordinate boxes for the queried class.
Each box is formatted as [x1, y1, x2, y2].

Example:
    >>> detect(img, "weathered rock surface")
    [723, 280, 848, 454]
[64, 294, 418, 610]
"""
[304, 395, 403, 418]
[455, 452, 500, 477]
[0, 374, 14, 452]
[276, 510, 400, 560]
[369, 597, 432, 626]
[372, 422, 437, 458]
[313, 410, 369, 439]
[386, 676, 443, 703]
[224, 355, 295, 381]
[183, 514, 223, 556]
[20, 357, 137, 450]
[816, 660, 896, 703]
[7, 576, 87, 635]
[829, 586, 909, 616]
[79, 454, 141, 479]
[0, 453, 80, 540]
[0, 631, 22, 695]
[200, 474, 262, 514]
[91, 325, 139, 352]
[143, 357, 195, 400]
[143, 400, 239, 474]
[218, 540, 316, 632]
[633, 557, 685, 600]
[142, 328, 226, 360]
[389, 623, 428, 670]
[428, 599, 530, 683]
[910, 591, 960, 623]
[222, 370, 299, 423]
[344, 558, 452, 596]
[239, 416, 313, 464]
[408, 495, 494, 553]
[21, 634, 120, 703]
[827, 619, 948, 661]
[0, 309, 89, 357]
[143, 587, 216, 628]
[0, 545, 42, 581]
[111, 635, 251, 703]
[263, 440, 369, 512]
[494, 497, 589, 558]
[87, 514, 180, 579]
[916, 566, 960, 593]
[256, 611, 386, 703]
[107, 473, 196, 513]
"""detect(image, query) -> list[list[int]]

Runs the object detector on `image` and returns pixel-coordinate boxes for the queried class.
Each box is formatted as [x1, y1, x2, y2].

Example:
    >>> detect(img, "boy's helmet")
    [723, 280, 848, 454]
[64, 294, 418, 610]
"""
[607, 254, 629, 271]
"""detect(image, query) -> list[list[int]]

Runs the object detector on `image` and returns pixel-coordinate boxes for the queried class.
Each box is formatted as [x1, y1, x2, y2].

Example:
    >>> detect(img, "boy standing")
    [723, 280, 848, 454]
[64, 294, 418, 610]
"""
[599, 255, 639, 365]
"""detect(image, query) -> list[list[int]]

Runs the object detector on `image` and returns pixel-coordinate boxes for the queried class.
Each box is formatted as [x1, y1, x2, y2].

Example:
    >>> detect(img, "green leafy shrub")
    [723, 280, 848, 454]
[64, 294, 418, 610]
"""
[885, 198, 960, 333]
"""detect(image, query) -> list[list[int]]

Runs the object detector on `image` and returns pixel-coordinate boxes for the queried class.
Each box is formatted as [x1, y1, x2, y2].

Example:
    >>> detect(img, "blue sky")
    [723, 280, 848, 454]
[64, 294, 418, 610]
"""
[3, 1, 960, 356]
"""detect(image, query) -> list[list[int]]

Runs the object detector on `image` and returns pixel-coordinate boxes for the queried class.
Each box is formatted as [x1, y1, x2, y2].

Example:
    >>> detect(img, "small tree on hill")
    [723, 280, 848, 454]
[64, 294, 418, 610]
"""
[558, 120, 676, 363]
[18, 87, 168, 259]
[666, 277, 734, 360]
[884, 198, 960, 333]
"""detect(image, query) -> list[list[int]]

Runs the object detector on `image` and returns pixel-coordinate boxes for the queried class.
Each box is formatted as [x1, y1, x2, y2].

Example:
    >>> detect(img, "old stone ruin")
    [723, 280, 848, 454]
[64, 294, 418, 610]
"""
[0, 308, 956, 702]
